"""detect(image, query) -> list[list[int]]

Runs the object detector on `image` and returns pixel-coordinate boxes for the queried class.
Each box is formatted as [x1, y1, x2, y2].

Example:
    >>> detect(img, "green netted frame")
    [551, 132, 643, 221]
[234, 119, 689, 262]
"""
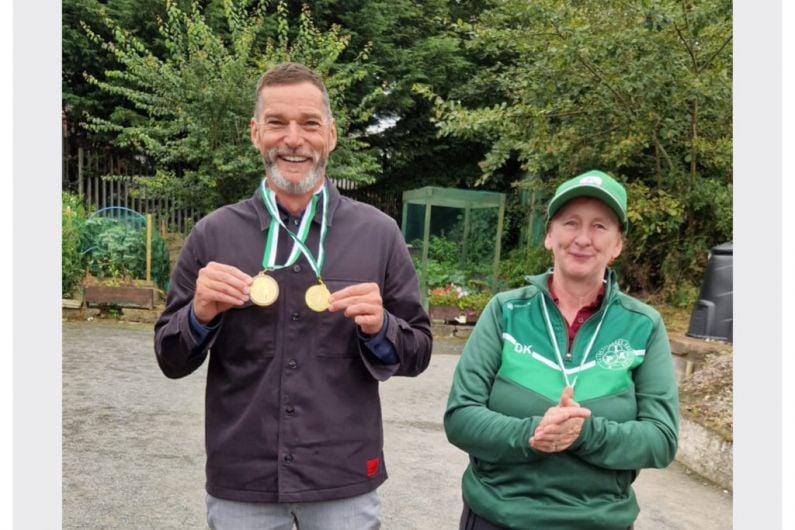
[401, 186, 506, 309]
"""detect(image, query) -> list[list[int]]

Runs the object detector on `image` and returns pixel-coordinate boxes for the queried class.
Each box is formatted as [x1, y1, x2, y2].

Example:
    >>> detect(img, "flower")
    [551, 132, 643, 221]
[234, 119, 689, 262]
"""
[428, 283, 491, 313]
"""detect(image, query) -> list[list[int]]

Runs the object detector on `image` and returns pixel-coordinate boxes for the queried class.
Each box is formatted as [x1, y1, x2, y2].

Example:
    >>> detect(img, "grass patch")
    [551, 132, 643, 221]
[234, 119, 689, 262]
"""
[632, 293, 692, 334]
[656, 304, 692, 334]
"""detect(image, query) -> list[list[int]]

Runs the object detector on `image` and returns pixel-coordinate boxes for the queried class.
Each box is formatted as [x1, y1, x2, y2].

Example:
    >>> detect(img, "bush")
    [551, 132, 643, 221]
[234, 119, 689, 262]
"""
[411, 232, 495, 314]
[83, 0, 379, 212]
[498, 246, 552, 289]
[428, 284, 492, 313]
[62, 193, 88, 297]
[619, 178, 731, 305]
[82, 214, 171, 290]
[412, 233, 497, 290]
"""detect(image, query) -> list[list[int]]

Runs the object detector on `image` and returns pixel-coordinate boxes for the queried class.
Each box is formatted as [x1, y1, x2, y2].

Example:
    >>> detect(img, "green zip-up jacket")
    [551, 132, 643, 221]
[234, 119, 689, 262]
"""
[444, 270, 679, 530]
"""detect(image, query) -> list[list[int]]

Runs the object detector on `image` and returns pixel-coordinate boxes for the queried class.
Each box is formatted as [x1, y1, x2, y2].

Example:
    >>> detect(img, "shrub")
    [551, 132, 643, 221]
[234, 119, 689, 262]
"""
[498, 246, 553, 289]
[82, 215, 171, 290]
[82, 0, 379, 212]
[619, 179, 731, 305]
[62, 193, 88, 297]
[427, 284, 492, 313]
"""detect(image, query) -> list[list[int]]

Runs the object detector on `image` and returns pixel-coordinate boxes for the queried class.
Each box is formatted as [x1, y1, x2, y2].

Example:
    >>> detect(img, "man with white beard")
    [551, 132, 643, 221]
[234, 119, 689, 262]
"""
[155, 62, 433, 530]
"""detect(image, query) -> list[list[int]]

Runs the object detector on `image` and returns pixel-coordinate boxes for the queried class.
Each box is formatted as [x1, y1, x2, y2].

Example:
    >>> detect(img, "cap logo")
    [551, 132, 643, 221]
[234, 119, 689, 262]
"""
[580, 175, 603, 186]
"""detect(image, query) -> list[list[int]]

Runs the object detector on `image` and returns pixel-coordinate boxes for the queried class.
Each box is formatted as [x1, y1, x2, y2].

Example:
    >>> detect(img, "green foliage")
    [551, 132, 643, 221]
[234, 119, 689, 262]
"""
[618, 178, 731, 303]
[416, 0, 732, 294]
[498, 246, 553, 289]
[665, 283, 701, 310]
[81, 0, 379, 212]
[618, 181, 686, 294]
[63, 0, 195, 145]
[416, 257, 467, 291]
[62, 193, 89, 297]
[427, 233, 460, 265]
[412, 231, 495, 313]
[304, 0, 492, 191]
[64, 193, 172, 294]
[411, 222, 497, 292]
[419, 0, 732, 185]
[65, 0, 493, 198]
[445, 208, 500, 279]
[82, 217, 171, 290]
[411, 235, 466, 290]
[427, 284, 492, 312]
[83, 219, 145, 280]
[64, 0, 733, 301]
[63, 0, 116, 132]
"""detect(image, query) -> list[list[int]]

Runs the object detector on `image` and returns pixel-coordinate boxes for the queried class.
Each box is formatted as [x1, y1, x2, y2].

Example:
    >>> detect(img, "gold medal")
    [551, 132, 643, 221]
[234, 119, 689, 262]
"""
[305, 281, 331, 312]
[250, 273, 279, 306]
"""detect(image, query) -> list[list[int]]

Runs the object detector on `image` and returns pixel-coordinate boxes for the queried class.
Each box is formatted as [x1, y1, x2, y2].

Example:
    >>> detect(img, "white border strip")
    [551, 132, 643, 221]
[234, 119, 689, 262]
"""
[782, 0, 792, 526]
[13, 0, 62, 527]
[1, 0, 13, 526]
[736, 0, 782, 527]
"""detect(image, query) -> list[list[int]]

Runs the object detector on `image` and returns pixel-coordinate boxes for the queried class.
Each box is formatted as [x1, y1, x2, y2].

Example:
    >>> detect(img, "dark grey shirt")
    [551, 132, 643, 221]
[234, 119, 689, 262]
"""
[154, 181, 432, 503]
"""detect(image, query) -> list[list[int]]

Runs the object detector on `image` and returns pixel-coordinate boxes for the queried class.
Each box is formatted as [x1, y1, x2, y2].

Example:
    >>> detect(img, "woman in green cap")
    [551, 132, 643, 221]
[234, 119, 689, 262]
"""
[445, 170, 679, 530]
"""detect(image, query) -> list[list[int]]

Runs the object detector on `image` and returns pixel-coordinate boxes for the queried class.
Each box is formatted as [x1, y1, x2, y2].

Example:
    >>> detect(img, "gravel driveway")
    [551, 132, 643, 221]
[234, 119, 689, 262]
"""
[63, 320, 731, 529]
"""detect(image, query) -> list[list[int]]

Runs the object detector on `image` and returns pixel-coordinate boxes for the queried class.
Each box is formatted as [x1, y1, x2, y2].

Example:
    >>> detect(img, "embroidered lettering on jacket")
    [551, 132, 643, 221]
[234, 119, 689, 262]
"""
[502, 333, 534, 356]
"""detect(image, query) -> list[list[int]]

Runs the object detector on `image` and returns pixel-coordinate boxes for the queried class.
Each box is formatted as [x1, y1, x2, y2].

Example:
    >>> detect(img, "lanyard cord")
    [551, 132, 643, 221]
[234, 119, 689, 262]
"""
[540, 293, 610, 388]
[261, 188, 317, 269]
[259, 179, 329, 278]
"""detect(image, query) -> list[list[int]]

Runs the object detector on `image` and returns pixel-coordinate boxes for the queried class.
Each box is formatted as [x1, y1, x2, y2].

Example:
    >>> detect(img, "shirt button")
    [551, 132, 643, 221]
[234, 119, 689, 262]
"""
[286, 406, 295, 415]
[293, 264, 301, 273]
[291, 312, 300, 321]
[284, 454, 294, 463]
[287, 359, 298, 369]
[577, 317, 584, 323]
[293, 219, 300, 226]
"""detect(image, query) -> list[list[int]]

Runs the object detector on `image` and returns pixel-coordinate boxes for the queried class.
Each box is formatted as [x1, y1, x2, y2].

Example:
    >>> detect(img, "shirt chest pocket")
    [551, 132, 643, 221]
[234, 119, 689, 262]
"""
[220, 303, 278, 362]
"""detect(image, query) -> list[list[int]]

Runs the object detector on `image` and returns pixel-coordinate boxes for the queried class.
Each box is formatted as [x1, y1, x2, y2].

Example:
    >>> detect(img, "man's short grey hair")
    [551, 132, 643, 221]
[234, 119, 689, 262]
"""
[253, 62, 332, 121]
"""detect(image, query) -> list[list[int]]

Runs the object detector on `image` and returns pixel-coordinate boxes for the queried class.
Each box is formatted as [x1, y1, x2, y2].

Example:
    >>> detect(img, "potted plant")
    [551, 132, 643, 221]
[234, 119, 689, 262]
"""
[428, 284, 491, 324]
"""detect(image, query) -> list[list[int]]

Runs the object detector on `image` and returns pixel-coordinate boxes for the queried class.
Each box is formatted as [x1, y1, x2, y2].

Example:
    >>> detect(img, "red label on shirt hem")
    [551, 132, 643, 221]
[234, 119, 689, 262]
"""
[367, 458, 380, 478]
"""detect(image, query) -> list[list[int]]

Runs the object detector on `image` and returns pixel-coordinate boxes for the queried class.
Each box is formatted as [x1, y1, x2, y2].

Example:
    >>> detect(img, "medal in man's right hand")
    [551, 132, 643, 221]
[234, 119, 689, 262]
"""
[250, 272, 279, 306]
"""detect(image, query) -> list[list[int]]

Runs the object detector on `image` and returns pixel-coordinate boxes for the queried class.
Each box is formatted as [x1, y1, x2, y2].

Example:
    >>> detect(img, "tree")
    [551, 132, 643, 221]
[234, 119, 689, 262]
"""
[64, 1, 505, 213]
[416, 0, 732, 296]
[296, 0, 497, 192]
[81, 0, 379, 212]
[63, 0, 193, 143]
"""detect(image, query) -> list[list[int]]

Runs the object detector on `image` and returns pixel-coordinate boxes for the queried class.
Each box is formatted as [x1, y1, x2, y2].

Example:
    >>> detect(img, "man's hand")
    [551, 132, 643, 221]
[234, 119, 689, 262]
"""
[327, 282, 385, 336]
[529, 386, 591, 453]
[193, 262, 252, 325]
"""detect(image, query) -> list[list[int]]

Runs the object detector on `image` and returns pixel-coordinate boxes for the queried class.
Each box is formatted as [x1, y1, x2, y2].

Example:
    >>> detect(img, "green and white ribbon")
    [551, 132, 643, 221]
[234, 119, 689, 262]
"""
[259, 178, 329, 280]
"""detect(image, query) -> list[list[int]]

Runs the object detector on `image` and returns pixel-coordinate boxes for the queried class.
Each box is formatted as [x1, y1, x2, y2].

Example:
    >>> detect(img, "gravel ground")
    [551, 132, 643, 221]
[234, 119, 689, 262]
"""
[63, 320, 732, 529]
[679, 352, 733, 441]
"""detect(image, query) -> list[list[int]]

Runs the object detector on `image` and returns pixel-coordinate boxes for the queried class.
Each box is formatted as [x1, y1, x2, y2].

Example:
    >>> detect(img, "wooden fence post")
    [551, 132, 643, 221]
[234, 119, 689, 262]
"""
[146, 214, 153, 283]
[78, 147, 84, 197]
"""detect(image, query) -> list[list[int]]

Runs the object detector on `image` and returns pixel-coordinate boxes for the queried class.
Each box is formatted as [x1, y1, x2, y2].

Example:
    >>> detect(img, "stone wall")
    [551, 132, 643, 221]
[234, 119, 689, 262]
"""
[670, 333, 733, 491]
[676, 417, 733, 490]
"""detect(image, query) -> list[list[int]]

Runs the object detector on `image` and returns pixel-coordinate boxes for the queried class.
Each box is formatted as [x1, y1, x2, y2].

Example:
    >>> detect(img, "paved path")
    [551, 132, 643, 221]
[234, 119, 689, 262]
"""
[63, 320, 732, 529]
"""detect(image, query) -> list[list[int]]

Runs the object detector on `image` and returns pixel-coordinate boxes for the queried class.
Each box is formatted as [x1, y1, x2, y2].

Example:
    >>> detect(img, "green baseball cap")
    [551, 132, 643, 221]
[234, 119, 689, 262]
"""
[546, 170, 628, 230]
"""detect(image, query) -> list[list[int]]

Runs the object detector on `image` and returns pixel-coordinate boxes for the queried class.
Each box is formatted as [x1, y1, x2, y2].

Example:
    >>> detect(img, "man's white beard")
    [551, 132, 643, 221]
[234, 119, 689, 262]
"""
[263, 148, 326, 195]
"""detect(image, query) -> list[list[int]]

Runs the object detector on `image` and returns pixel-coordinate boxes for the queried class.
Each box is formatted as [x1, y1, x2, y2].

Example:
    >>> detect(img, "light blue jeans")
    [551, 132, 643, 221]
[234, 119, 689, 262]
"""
[206, 491, 381, 530]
